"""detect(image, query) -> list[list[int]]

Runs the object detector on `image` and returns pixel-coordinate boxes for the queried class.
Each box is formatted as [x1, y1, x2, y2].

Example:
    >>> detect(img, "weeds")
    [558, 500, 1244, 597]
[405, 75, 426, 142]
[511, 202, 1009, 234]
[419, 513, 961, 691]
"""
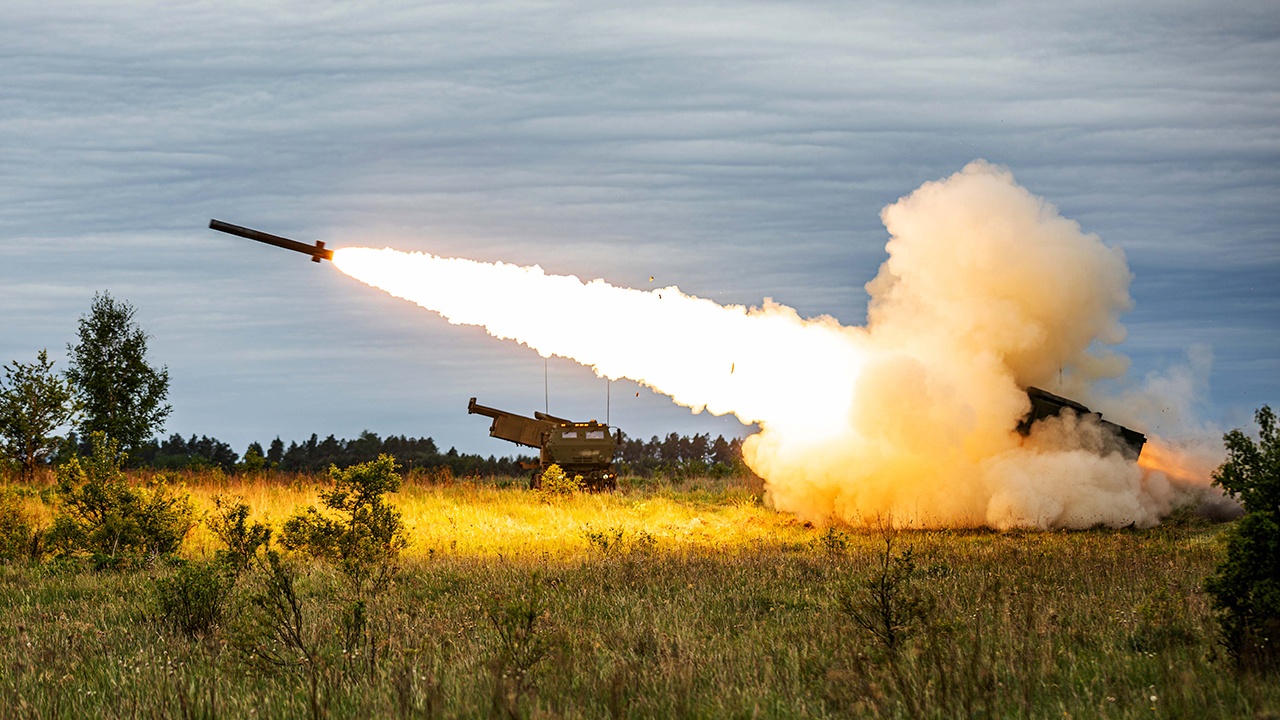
[485, 575, 557, 718]
[584, 525, 657, 557]
[1128, 586, 1200, 652]
[0, 469, 1276, 717]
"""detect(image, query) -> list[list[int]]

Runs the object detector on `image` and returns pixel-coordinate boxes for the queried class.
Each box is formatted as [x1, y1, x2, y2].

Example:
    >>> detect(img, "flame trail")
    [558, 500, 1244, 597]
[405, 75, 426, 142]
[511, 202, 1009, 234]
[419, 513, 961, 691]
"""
[331, 250, 866, 438]
[332, 161, 1229, 529]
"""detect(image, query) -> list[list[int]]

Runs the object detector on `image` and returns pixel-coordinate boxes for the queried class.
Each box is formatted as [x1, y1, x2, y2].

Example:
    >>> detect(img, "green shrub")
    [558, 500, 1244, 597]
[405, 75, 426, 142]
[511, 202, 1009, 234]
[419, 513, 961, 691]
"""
[538, 464, 581, 496]
[1205, 405, 1280, 672]
[583, 526, 625, 555]
[46, 432, 196, 570]
[582, 526, 656, 556]
[280, 454, 407, 589]
[155, 558, 230, 638]
[154, 496, 269, 640]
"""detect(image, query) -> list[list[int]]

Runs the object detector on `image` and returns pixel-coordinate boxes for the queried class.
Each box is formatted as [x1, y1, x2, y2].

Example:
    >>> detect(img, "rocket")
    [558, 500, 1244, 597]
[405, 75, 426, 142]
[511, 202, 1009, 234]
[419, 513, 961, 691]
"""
[208, 219, 333, 263]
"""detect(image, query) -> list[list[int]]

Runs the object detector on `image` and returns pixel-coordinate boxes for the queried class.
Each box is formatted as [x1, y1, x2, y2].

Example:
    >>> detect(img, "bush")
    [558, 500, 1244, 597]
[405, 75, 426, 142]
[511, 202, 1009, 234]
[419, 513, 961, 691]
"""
[1205, 405, 1280, 671]
[538, 464, 581, 496]
[814, 525, 850, 556]
[46, 432, 196, 570]
[155, 558, 230, 638]
[280, 454, 407, 589]
[154, 496, 269, 640]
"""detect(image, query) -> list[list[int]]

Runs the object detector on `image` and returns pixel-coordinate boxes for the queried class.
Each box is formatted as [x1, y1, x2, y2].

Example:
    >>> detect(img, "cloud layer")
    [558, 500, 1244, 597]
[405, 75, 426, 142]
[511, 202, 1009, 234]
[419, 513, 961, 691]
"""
[1, 1, 1276, 453]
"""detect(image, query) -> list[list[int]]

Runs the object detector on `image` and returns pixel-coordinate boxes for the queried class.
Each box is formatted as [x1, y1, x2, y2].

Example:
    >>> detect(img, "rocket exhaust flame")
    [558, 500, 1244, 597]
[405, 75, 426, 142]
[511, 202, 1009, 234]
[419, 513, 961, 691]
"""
[331, 249, 865, 439]
[330, 161, 1231, 529]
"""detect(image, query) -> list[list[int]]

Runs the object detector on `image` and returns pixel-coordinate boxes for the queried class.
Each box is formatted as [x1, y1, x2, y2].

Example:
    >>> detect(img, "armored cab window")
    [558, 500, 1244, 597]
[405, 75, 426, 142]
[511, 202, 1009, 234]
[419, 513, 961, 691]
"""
[585, 430, 605, 440]
[561, 430, 578, 439]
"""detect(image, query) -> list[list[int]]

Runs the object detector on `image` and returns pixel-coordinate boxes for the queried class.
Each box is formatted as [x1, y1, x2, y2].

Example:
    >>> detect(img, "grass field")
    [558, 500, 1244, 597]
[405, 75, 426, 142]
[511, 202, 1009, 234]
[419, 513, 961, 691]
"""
[1, 470, 1276, 719]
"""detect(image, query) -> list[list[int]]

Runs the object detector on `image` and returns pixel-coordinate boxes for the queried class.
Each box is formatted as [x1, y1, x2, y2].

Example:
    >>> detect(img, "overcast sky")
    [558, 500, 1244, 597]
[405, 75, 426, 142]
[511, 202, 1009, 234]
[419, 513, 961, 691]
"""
[2, 0, 1277, 457]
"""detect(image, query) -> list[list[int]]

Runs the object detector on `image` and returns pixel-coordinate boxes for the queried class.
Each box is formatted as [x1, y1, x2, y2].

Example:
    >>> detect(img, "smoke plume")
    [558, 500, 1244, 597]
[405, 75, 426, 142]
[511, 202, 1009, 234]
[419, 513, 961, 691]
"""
[333, 160, 1230, 529]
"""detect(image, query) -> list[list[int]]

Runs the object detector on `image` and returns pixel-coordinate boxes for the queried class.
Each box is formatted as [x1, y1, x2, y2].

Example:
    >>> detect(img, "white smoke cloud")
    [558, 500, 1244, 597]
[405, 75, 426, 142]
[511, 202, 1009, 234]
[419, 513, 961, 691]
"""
[334, 160, 1233, 529]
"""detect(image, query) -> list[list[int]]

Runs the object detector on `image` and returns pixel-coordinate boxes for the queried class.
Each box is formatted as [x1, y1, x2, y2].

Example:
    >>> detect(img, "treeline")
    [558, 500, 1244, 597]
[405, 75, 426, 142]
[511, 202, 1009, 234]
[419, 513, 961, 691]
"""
[86, 429, 752, 479]
[123, 430, 535, 477]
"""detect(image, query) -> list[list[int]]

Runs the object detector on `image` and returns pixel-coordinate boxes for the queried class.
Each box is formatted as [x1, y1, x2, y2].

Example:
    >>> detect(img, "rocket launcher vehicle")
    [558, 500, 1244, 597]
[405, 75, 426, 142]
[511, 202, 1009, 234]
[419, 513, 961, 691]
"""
[468, 397, 621, 491]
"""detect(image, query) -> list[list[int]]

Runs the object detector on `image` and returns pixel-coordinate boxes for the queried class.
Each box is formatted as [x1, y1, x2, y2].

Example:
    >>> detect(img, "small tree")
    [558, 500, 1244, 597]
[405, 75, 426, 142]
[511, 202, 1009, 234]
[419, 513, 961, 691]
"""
[65, 292, 171, 456]
[839, 531, 932, 661]
[0, 349, 78, 475]
[1205, 406, 1280, 671]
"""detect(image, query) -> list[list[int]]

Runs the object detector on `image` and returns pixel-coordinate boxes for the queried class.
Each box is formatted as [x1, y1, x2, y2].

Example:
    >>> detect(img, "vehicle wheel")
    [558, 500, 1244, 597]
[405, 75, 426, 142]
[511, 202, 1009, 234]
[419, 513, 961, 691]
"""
[529, 471, 543, 490]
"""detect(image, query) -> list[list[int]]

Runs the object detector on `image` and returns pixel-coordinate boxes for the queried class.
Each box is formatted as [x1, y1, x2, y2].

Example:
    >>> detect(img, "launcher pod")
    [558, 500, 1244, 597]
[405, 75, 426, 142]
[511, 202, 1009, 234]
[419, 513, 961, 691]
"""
[1018, 386, 1146, 460]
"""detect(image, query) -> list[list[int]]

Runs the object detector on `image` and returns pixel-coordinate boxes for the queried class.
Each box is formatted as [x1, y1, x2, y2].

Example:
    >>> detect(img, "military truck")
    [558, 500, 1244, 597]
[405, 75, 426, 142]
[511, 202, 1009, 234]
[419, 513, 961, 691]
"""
[467, 397, 621, 490]
[1017, 386, 1146, 460]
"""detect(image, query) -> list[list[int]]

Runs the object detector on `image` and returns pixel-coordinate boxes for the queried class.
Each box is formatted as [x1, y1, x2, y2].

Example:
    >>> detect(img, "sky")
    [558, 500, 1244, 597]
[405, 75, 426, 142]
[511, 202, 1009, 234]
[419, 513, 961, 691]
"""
[1, 0, 1277, 458]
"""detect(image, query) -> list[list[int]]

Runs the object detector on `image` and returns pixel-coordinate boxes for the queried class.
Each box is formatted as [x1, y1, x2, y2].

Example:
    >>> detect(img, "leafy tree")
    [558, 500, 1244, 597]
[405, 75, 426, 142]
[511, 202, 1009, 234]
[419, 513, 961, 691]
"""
[0, 349, 78, 475]
[1205, 406, 1280, 671]
[65, 292, 171, 456]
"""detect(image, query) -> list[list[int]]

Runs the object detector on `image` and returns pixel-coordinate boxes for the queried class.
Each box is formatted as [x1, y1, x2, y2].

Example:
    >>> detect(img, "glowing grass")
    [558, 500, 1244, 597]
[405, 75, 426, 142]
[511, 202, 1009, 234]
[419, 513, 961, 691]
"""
[2, 471, 1277, 718]
[166, 472, 799, 559]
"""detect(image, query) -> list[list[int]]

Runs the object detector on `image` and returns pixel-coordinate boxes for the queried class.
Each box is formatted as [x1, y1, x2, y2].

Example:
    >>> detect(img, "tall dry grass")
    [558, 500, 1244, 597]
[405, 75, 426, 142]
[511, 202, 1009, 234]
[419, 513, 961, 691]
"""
[0, 470, 1274, 718]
